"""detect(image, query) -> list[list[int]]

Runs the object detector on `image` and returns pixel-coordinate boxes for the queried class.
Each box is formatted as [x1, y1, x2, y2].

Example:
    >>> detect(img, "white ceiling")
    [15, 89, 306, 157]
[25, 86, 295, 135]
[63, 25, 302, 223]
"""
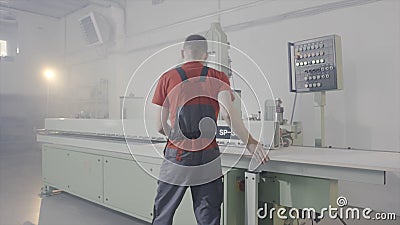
[0, 0, 92, 18]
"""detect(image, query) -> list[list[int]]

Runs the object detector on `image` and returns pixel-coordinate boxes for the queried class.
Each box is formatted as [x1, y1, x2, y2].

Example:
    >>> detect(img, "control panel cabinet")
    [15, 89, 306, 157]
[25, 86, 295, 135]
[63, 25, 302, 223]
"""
[288, 35, 343, 93]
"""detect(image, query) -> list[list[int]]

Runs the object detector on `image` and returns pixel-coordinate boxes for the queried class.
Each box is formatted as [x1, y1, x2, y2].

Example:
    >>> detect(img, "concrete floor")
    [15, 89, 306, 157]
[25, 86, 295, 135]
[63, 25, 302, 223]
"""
[0, 138, 398, 225]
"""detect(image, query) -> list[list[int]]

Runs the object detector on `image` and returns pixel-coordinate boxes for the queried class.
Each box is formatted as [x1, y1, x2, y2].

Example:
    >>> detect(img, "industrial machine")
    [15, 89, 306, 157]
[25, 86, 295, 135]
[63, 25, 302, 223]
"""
[37, 27, 399, 225]
[205, 22, 232, 77]
[37, 119, 398, 225]
[217, 98, 303, 150]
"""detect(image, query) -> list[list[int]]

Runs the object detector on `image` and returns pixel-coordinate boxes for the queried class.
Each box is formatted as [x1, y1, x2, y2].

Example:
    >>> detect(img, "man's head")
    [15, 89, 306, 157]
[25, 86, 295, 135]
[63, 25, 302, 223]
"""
[181, 34, 208, 61]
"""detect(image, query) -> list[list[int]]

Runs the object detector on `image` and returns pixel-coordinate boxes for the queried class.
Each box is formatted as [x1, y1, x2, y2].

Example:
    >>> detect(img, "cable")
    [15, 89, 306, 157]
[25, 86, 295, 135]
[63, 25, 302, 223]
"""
[338, 217, 348, 225]
[290, 92, 297, 125]
[218, 0, 221, 23]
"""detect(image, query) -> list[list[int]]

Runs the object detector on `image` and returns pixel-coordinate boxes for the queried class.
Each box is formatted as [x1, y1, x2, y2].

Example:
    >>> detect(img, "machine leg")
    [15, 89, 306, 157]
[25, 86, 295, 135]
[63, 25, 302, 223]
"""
[245, 171, 260, 225]
[40, 185, 58, 197]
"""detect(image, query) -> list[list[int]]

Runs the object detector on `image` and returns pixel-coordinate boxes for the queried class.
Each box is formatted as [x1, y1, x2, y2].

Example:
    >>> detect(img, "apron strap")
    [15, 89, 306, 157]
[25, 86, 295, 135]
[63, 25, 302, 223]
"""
[176, 66, 209, 82]
[199, 66, 209, 82]
[176, 67, 188, 82]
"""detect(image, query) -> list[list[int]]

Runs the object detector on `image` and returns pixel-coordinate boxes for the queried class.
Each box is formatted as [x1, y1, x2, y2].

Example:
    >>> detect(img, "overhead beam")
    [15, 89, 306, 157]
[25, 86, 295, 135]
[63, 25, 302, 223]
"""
[0, 4, 62, 19]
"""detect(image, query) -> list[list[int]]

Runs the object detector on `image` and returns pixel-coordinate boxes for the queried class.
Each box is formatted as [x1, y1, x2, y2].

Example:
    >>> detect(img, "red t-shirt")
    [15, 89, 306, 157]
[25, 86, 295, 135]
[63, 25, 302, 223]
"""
[152, 61, 233, 151]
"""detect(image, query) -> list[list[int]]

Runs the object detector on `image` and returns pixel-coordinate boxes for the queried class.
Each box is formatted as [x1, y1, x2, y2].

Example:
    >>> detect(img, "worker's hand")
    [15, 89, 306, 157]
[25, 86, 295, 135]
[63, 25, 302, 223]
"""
[247, 141, 270, 164]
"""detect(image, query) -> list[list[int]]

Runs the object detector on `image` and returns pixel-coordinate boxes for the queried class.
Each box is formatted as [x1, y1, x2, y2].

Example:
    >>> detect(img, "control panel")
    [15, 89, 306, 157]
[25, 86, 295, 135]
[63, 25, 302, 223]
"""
[288, 35, 343, 93]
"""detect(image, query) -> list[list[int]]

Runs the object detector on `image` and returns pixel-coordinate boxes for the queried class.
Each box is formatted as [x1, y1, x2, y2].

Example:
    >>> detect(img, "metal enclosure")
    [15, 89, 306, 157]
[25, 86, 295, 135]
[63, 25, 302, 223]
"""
[288, 35, 343, 93]
[42, 144, 197, 224]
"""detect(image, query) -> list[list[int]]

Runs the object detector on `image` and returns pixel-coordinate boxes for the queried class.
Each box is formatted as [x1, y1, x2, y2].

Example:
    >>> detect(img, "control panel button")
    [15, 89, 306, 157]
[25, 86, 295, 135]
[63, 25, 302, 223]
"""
[317, 83, 321, 87]
[326, 74, 330, 78]
[330, 66, 334, 70]
[305, 84, 309, 88]
[312, 60, 316, 64]
[300, 62, 304, 66]
[317, 75, 321, 79]
[321, 75, 325, 79]
[304, 76, 308, 81]
[320, 59, 325, 63]
[312, 76, 316, 80]
[312, 83, 317, 87]
[316, 59, 320, 64]
[321, 67, 325, 72]
[296, 62, 300, 67]
[304, 61, 308, 65]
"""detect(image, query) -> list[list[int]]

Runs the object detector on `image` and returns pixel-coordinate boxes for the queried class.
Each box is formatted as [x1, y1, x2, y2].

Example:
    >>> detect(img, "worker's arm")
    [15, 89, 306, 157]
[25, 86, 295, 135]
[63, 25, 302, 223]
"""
[154, 105, 171, 136]
[218, 90, 269, 163]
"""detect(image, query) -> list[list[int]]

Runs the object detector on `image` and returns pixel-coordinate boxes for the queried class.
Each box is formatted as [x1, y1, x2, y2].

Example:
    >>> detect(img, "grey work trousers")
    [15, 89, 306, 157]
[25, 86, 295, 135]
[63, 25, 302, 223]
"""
[152, 147, 223, 225]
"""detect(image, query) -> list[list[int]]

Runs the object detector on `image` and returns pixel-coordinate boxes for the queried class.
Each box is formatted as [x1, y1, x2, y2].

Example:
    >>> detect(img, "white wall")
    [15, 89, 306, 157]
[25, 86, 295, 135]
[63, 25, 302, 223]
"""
[0, 9, 65, 127]
[0, 10, 64, 96]
[63, 0, 400, 215]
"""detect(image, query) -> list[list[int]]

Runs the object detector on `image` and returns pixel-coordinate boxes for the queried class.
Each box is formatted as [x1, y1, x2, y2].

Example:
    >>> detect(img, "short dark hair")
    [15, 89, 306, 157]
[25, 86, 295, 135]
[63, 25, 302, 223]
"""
[183, 34, 208, 59]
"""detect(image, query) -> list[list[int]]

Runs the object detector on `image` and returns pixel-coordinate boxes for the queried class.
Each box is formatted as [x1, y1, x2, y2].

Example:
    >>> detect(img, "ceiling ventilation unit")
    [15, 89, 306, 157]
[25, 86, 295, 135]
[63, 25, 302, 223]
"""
[79, 12, 111, 46]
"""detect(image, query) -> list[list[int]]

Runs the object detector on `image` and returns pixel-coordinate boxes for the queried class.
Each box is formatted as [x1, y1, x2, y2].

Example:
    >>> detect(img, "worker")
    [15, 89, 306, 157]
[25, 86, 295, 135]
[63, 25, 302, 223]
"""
[151, 34, 269, 225]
